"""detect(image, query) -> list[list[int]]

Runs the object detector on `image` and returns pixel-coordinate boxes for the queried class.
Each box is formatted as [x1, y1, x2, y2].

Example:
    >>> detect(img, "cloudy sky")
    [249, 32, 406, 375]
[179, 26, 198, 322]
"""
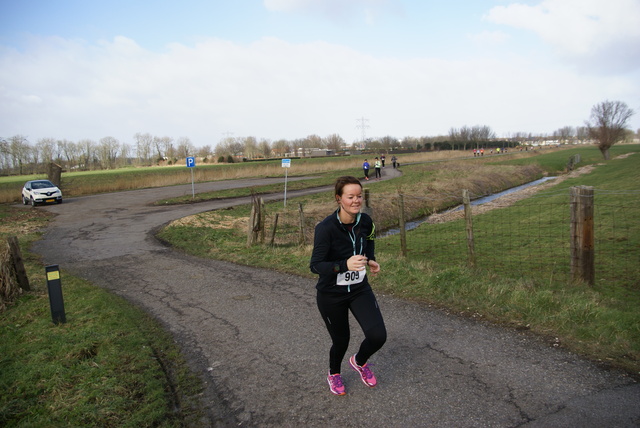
[1, 0, 639, 148]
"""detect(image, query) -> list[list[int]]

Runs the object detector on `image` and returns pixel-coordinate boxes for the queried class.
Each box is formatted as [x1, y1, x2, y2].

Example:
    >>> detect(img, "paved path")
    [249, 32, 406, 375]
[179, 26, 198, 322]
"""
[31, 169, 639, 427]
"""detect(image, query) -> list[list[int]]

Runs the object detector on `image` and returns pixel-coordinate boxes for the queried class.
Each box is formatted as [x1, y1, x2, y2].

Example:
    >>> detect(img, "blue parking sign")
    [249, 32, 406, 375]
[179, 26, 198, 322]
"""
[186, 156, 196, 168]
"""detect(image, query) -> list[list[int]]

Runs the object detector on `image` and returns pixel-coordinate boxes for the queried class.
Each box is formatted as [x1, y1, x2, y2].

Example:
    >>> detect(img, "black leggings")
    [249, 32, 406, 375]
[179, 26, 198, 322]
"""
[317, 287, 387, 374]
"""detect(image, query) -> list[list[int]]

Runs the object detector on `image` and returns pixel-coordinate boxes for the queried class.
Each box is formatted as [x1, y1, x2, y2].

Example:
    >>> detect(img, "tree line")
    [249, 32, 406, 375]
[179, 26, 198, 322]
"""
[1, 101, 636, 175]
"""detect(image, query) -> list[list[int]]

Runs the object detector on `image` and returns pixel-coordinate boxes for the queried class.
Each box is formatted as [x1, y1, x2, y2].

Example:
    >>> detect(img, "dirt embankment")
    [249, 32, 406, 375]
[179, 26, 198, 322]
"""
[427, 163, 600, 224]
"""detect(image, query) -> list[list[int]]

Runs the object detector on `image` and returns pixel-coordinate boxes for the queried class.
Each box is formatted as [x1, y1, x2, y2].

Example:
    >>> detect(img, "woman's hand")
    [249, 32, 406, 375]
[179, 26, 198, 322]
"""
[347, 255, 368, 271]
[367, 260, 380, 275]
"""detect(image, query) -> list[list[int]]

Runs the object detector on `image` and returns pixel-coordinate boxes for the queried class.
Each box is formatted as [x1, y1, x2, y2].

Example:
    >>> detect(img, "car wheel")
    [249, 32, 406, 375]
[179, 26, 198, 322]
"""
[22, 196, 28, 205]
[30, 198, 36, 207]
[56, 199, 63, 204]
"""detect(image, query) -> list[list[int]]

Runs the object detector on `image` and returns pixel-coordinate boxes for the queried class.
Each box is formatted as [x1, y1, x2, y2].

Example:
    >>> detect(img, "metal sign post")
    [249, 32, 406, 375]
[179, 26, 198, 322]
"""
[282, 158, 291, 207]
[186, 156, 196, 198]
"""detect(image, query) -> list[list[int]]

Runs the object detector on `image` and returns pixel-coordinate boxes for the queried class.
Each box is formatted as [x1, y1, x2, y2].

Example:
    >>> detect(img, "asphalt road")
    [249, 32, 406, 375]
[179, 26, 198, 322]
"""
[30, 171, 640, 427]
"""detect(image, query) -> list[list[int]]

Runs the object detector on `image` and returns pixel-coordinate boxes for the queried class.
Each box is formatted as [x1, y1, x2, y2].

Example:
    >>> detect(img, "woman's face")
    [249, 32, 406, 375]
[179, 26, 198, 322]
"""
[337, 183, 363, 217]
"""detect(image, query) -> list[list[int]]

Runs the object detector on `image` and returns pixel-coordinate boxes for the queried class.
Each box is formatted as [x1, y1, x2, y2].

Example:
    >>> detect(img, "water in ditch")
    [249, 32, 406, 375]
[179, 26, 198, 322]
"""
[380, 176, 557, 237]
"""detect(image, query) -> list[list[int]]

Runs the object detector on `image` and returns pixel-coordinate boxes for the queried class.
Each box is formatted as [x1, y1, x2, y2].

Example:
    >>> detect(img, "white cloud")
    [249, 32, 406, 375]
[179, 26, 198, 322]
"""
[1, 34, 637, 146]
[484, 0, 640, 73]
[263, 0, 392, 24]
[469, 30, 511, 46]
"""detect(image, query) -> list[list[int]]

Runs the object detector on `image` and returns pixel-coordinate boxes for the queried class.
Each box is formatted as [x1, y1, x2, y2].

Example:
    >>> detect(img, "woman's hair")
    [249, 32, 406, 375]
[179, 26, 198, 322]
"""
[334, 176, 362, 197]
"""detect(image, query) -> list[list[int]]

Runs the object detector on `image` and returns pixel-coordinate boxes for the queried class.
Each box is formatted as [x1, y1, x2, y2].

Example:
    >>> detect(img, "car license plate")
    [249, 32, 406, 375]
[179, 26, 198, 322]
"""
[46, 199, 55, 203]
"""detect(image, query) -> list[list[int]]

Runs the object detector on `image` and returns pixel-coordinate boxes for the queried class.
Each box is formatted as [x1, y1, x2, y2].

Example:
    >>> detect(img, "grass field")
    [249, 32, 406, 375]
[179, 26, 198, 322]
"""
[0, 149, 474, 204]
[0, 207, 206, 426]
[1, 144, 637, 425]
[158, 144, 640, 374]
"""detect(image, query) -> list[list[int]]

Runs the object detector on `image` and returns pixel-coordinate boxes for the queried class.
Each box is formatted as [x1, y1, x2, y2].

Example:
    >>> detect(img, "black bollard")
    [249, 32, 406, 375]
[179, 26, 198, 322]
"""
[46, 265, 66, 324]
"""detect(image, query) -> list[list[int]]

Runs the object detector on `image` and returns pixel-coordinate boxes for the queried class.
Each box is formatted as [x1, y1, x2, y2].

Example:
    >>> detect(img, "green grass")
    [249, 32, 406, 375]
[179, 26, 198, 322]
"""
[0, 155, 376, 203]
[1, 144, 638, 425]
[155, 169, 362, 205]
[0, 207, 205, 426]
[384, 148, 640, 371]
[159, 144, 640, 374]
[488, 143, 638, 174]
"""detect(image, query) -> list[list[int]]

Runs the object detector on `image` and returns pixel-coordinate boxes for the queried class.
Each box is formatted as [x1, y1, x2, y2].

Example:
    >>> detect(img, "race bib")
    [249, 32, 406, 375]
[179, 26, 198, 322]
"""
[336, 268, 366, 286]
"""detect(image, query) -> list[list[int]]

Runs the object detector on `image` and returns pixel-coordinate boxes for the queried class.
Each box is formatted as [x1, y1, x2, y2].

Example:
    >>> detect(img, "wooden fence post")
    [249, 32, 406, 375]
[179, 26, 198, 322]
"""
[7, 236, 30, 291]
[47, 162, 62, 187]
[463, 189, 476, 267]
[246, 195, 262, 247]
[269, 213, 279, 247]
[571, 186, 595, 285]
[259, 198, 266, 244]
[298, 203, 306, 245]
[361, 188, 373, 217]
[397, 194, 407, 257]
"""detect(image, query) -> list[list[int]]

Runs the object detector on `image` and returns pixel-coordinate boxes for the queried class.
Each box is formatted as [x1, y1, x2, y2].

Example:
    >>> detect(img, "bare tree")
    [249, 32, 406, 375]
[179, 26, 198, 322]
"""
[9, 135, 31, 174]
[215, 136, 243, 160]
[78, 139, 97, 170]
[242, 136, 258, 159]
[176, 137, 195, 159]
[366, 139, 382, 151]
[379, 136, 397, 152]
[134, 132, 153, 165]
[299, 134, 323, 156]
[0, 138, 10, 172]
[36, 138, 57, 166]
[554, 126, 575, 144]
[575, 126, 589, 144]
[401, 137, 418, 150]
[587, 100, 635, 160]
[258, 139, 272, 158]
[58, 139, 78, 170]
[450, 125, 495, 150]
[325, 134, 345, 152]
[120, 142, 132, 167]
[271, 139, 291, 157]
[153, 136, 173, 161]
[98, 136, 120, 169]
[449, 126, 472, 150]
[197, 145, 212, 160]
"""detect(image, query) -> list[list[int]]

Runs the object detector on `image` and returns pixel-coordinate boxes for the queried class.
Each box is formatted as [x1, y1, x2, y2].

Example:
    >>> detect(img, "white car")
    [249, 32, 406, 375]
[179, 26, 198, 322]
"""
[22, 180, 63, 206]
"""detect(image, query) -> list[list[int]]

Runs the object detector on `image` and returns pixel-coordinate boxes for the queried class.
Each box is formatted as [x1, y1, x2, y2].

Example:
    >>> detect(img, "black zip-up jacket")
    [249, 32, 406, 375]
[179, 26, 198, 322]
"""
[310, 209, 376, 293]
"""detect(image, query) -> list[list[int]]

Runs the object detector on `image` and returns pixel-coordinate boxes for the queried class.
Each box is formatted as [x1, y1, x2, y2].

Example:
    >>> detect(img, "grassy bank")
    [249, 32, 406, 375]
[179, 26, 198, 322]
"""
[1, 144, 636, 425]
[0, 207, 206, 426]
[0, 148, 537, 204]
[158, 144, 640, 374]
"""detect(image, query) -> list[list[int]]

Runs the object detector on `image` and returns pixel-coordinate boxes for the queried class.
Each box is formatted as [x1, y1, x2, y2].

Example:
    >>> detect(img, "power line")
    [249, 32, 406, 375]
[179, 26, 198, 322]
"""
[356, 117, 369, 149]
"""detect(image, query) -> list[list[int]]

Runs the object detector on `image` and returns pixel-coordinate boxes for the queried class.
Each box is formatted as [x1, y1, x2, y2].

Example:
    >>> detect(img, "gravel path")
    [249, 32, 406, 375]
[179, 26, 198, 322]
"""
[31, 169, 639, 427]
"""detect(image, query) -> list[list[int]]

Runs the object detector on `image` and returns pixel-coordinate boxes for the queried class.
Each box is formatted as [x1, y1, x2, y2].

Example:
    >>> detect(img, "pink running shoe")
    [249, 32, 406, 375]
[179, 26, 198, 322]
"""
[349, 354, 377, 387]
[327, 371, 346, 395]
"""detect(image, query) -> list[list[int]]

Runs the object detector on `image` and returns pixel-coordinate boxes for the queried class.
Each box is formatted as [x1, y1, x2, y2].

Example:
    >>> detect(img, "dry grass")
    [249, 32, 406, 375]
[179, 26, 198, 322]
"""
[0, 207, 51, 312]
[167, 159, 546, 248]
[427, 164, 596, 224]
[0, 242, 21, 312]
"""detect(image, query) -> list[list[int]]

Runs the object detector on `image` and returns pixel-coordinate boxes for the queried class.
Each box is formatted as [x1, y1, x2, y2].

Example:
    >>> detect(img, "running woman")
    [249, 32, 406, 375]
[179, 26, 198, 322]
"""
[362, 159, 370, 181]
[310, 176, 387, 395]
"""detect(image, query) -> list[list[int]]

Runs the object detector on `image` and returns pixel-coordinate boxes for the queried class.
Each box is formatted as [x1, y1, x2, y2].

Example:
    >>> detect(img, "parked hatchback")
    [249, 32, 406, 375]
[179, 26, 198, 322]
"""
[22, 180, 63, 206]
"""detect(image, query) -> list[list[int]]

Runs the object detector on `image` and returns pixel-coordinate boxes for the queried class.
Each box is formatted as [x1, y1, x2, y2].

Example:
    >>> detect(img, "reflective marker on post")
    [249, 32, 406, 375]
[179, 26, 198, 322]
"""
[46, 265, 66, 324]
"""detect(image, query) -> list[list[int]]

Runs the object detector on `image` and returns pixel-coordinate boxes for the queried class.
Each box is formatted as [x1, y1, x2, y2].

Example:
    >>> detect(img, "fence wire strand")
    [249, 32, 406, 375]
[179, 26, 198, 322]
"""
[374, 188, 639, 288]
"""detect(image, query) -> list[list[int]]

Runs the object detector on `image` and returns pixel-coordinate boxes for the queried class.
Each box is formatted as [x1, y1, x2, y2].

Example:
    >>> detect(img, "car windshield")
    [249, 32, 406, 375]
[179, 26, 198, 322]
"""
[32, 181, 55, 189]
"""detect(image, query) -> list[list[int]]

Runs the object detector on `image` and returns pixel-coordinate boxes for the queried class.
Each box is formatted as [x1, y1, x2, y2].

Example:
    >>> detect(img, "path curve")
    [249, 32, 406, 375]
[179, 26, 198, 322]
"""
[31, 170, 639, 427]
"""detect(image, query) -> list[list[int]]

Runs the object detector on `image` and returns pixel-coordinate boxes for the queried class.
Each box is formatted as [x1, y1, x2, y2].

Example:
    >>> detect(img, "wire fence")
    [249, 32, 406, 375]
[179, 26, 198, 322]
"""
[253, 183, 638, 288]
[367, 188, 640, 288]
